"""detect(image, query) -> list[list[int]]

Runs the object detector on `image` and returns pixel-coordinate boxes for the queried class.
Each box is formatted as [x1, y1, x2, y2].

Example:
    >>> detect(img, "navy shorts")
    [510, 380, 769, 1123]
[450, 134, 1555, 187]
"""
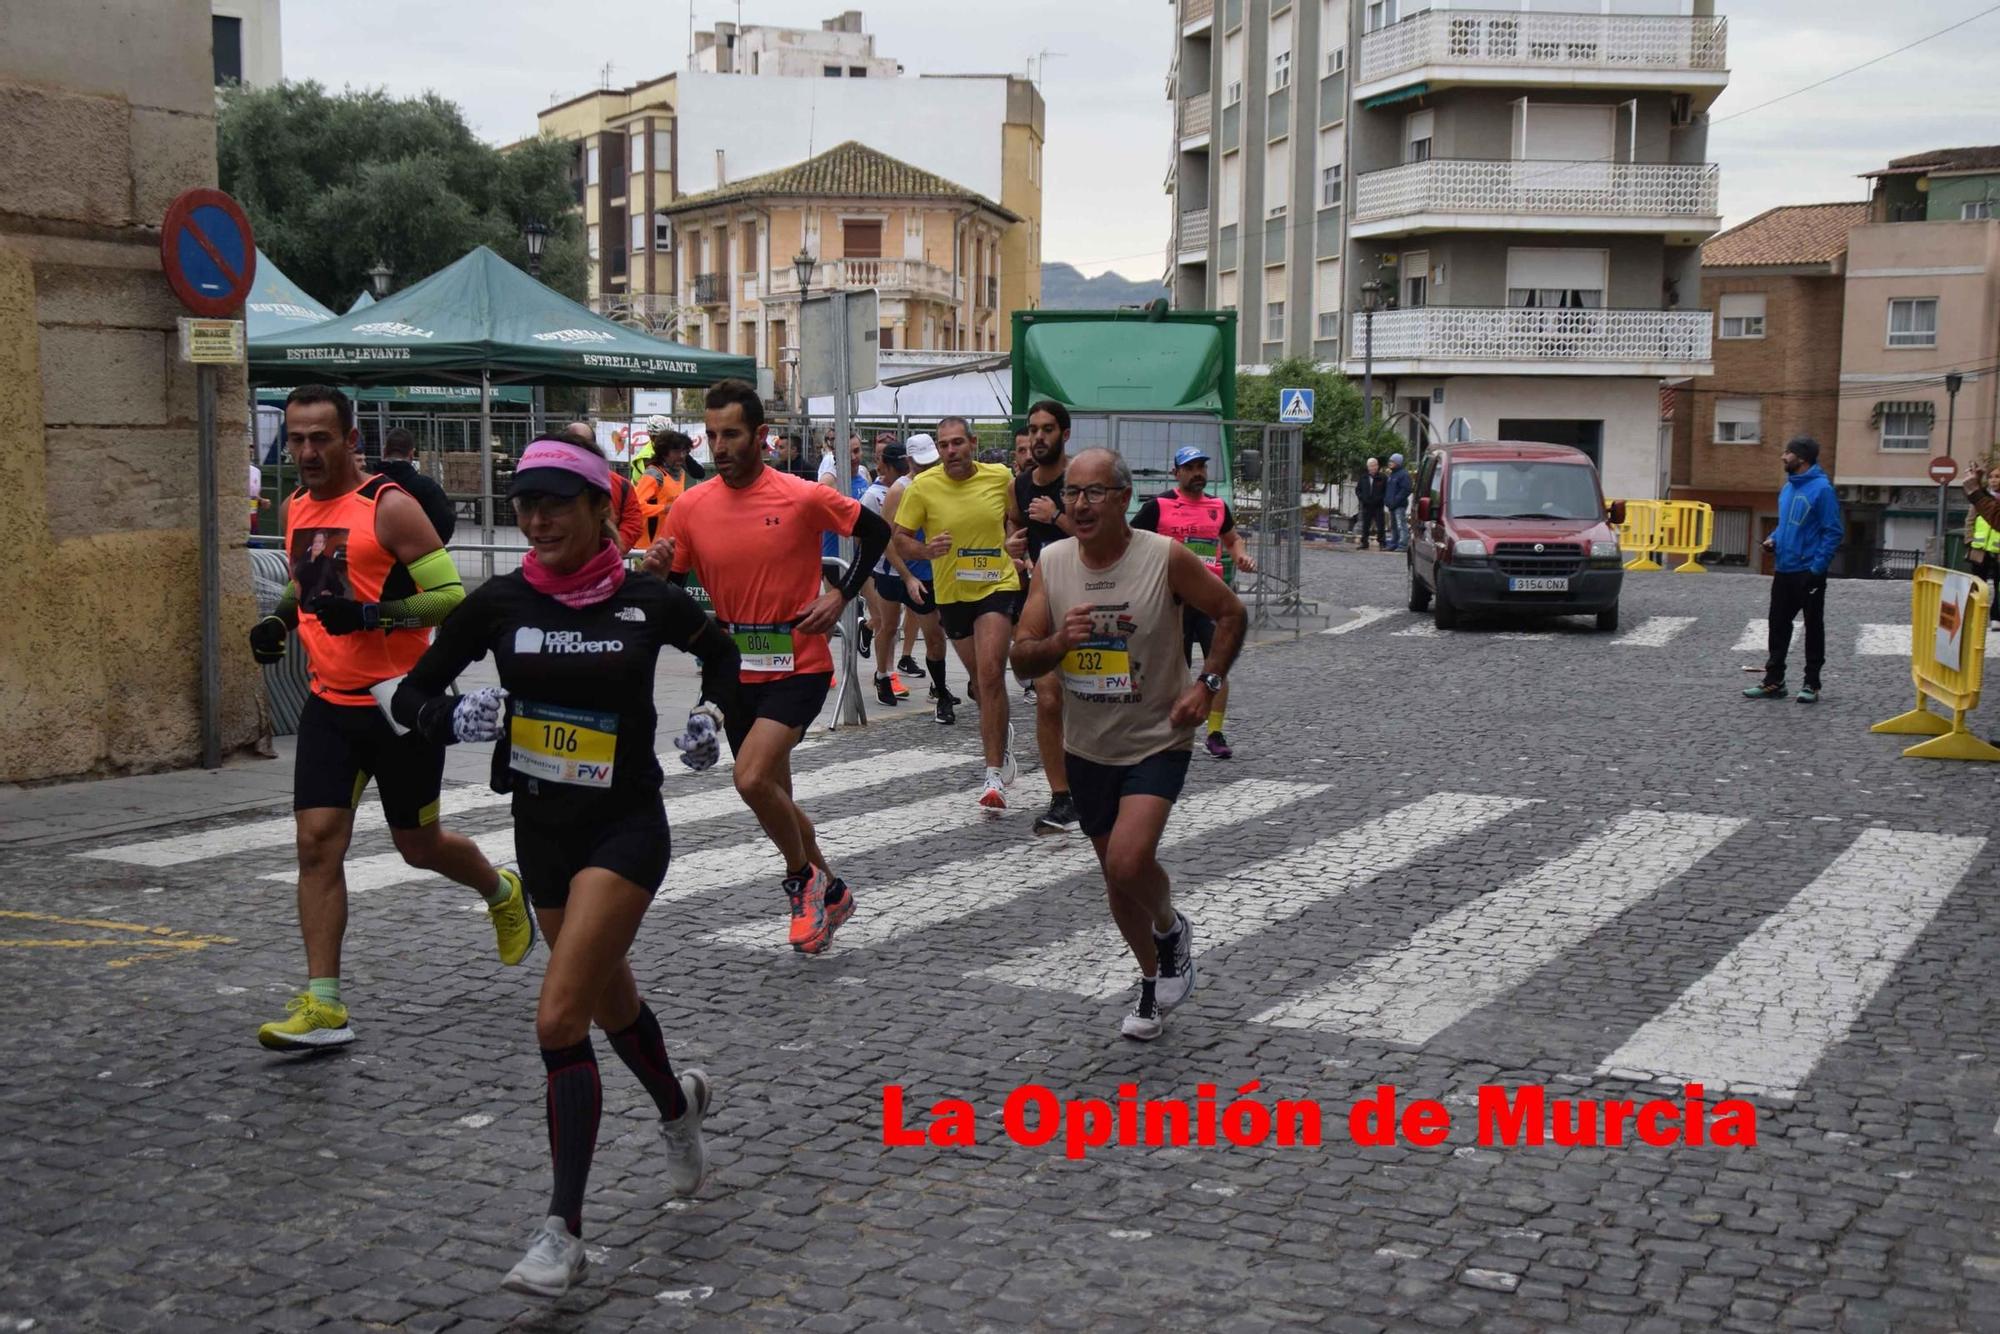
[872, 570, 938, 615]
[1064, 747, 1194, 840]
[515, 797, 671, 909]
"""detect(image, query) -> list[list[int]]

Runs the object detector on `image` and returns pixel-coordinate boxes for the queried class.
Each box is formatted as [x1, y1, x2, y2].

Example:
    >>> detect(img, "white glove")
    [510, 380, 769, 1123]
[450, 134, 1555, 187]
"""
[452, 687, 508, 743]
[672, 703, 724, 772]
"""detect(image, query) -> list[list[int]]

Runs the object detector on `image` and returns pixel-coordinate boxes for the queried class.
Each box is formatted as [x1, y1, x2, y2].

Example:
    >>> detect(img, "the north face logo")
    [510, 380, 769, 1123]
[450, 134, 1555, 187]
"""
[615, 606, 646, 622]
[513, 626, 546, 654]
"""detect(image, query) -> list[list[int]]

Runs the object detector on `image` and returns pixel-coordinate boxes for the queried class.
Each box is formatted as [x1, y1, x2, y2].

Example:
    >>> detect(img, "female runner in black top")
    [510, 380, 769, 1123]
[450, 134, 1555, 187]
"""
[393, 434, 742, 1299]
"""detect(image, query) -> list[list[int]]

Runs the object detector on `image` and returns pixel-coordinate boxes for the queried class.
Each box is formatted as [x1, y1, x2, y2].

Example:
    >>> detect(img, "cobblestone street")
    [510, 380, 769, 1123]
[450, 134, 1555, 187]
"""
[6, 550, 2000, 1332]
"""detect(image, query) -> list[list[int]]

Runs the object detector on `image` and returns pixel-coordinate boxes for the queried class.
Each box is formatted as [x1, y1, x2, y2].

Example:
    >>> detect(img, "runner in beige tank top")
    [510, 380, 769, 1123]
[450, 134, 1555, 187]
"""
[1009, 447, 1247, 1043]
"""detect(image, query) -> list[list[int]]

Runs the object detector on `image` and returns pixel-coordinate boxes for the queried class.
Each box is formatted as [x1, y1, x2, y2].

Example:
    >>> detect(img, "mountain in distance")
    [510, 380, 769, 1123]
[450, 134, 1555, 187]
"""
[1039, 262, 1168, 310]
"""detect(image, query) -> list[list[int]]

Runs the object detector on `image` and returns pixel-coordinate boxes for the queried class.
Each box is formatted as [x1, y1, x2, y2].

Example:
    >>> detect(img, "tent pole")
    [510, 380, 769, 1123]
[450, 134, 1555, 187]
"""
[480, 371, 494, 581]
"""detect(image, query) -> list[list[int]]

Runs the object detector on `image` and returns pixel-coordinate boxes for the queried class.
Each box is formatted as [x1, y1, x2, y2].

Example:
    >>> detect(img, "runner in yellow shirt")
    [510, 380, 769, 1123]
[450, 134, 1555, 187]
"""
[893, 416, 1025, 809]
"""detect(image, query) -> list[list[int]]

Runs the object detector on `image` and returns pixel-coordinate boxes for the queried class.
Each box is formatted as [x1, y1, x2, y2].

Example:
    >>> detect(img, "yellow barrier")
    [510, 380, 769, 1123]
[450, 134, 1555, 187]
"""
[1871, 565, 2000, 762]
[1617, 500, 1664, 571]
[1655, 500, 1714, 573]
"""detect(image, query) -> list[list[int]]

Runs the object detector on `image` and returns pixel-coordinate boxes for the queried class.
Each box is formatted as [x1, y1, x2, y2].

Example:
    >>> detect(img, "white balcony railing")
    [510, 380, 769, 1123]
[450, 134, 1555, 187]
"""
[766, 258, 959, 302]
[1354, 306, 1711, 366]
[1180, 92, 1212, 140]
[1360, 10, 1728, 85]
[1353, 159, 1720, 224]
[1178, 208, 1210, 256]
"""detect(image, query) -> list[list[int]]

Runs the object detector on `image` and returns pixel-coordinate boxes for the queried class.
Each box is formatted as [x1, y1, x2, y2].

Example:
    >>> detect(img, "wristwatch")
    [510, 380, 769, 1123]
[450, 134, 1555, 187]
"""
[1198, 672, 1225, 694]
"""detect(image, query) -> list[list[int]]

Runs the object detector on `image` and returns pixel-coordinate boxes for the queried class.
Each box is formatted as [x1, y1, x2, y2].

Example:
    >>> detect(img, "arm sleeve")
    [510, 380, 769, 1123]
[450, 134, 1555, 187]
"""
[1220, 503, 1236, 536]
[838, 508, 892, 600]
[811, 483, 866, 538]
[390, 583, 496, 738]
[1132, 499, 1161, 532]
[273, 581, 299, 628]
[375, 548, 465, 628]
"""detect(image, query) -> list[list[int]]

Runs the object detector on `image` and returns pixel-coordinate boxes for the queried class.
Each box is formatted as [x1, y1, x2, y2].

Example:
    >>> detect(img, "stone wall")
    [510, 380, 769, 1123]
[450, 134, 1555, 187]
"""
[0, 0, 262, 781]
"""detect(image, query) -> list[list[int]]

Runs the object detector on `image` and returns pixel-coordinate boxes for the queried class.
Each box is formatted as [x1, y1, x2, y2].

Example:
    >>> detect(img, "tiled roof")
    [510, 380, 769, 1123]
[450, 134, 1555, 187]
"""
[659, 140, 1019, 220]
[1701, 202, 1870, 269]
[1870, 145, 2000, 177]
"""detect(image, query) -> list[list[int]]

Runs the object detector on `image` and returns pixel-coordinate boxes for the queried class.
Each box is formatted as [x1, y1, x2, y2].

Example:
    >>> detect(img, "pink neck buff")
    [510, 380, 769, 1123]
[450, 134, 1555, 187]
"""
[523, 539, 626, 609]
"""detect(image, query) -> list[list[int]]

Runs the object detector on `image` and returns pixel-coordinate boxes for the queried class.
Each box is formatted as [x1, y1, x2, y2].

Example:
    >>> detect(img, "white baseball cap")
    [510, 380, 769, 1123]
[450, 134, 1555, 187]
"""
[906, 433, 939, 465]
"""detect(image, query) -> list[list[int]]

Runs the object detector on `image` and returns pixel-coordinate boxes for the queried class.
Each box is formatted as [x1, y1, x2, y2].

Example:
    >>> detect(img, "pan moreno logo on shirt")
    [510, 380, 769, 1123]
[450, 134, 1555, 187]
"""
[513, 626, 625, 655]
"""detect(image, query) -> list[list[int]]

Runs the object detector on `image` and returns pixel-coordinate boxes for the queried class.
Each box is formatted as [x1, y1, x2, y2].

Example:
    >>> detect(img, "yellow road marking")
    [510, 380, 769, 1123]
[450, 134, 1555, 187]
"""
[0, 909, 236, 968]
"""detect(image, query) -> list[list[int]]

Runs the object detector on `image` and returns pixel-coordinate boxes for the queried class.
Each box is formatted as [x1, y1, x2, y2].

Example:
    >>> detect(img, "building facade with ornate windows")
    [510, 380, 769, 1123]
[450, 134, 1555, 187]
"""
[1168, 0, 1728, 500]
[655, 141, 1019, 402]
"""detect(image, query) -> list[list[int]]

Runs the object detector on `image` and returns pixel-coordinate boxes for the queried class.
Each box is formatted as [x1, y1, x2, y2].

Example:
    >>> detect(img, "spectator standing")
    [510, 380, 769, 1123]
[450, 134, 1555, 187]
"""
[1744, 436, 1842, 705]
[1353, 457, 1387, 551]
[376, 427, 456, 545]
[1383, 453, 1413, 552]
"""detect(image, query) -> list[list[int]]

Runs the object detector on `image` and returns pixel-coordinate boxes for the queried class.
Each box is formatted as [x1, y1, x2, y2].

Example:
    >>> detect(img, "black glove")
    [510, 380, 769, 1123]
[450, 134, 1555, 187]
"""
[248, 614, 290, 664]
[309, 592, 379, 635]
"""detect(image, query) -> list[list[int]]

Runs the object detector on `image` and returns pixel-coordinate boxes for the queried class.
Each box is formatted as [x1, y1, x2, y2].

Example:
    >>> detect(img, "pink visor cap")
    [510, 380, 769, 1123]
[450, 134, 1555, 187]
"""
[509, 437, 614, 498]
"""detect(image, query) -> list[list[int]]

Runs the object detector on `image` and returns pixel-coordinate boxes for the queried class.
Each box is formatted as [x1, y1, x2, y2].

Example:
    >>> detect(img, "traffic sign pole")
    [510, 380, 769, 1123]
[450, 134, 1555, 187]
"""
[161, 188, 257, 770]
[1932, 455, 1959, 546]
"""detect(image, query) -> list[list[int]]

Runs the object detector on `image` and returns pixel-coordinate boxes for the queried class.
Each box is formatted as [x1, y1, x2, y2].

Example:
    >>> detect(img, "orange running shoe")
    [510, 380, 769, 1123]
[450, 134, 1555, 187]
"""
[785, 868, 827, 951]
[802, 878, 856, 955]
[889, 672, 910, 699]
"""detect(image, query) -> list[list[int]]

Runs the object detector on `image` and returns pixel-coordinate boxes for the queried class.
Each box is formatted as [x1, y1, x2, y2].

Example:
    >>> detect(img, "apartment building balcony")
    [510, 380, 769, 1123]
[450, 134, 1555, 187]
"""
[1351, 159, 1721, 239]
[692, 272, 726, 305]
[1347, 305, 1712, 377]
[1177, 208, 1210, 263]
[1356, 10, 1729, 106]
[1181, 0, 1214, 34]
[767, 257, 961, 303]
[589, 292, 682, 334]
[1179, 92, 1212, 146]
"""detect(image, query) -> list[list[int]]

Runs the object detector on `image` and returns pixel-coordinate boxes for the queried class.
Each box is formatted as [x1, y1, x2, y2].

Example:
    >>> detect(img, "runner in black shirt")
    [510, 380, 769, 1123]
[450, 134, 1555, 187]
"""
[393, 434, 743, 1300]
[1011, 400, 1080, 834]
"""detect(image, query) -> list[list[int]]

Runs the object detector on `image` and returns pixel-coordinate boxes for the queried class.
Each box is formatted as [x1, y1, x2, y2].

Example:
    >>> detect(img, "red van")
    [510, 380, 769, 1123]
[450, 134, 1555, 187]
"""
[1404, 441, 1626, 631]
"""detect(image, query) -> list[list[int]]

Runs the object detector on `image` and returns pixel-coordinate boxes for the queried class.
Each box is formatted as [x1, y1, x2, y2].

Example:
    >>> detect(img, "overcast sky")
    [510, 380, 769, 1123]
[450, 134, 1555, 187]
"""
[282, 0, 2000, 279]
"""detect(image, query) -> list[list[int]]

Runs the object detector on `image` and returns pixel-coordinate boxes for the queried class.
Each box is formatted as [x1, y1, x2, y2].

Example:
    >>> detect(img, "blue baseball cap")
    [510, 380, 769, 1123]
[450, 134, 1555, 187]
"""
[1173, 446, 1210, 468]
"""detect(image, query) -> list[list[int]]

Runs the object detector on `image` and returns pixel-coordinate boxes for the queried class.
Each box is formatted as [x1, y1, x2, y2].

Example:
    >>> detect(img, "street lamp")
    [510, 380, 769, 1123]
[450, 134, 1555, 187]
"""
[366, 260, 394, 299]
[523, 219, 549, 279]
[523, 220, 551, 433]
[1360, 279, 1385, 434]
[792, 249, 816, 414]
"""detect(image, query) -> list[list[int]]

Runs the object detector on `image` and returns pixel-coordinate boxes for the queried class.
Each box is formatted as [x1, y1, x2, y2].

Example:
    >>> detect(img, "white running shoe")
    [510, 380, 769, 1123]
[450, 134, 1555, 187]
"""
[1121, 980, 1165, 1042]
[659, 1069, 712, 1197]
[978, 769, 1008, 810]
[999, 723, 1018, 787]
[1154, 913, 1197, 1010]
[502, 1216, 587, 1298]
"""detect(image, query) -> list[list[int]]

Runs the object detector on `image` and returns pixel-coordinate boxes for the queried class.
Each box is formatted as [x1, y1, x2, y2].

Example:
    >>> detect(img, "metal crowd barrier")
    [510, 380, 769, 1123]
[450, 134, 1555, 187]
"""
[1871, 565, 2000, 762]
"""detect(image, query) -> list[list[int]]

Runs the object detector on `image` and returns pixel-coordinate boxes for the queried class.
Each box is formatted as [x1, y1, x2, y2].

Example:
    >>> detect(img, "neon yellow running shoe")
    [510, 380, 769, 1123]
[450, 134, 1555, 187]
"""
[489, 867, 537, 966]
[257, 993, 354, 1051]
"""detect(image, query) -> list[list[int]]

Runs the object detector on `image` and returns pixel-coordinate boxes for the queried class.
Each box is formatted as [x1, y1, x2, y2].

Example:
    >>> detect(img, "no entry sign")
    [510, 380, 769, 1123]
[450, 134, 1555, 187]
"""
[1929, 456, 1958, 484]
[160, 188, 256, 317]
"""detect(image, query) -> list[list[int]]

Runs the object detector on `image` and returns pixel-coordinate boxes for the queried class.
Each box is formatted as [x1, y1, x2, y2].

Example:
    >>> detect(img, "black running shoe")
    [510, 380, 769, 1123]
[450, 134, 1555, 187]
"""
[898, 654, 920, 677]
[934, 694, 956, 725]
[1033, 793, 1079, 835]
[875, 674, 899, 706]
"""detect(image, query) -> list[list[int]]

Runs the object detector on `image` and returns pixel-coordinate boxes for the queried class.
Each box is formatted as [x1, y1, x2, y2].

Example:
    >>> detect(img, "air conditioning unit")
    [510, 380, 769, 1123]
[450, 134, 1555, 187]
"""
[1669, 94, 1694, 127]
[1859, 486, 1887, 505]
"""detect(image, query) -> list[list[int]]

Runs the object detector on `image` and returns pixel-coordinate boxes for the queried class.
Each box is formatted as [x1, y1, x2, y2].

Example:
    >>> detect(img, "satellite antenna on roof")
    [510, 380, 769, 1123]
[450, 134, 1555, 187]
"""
[600, 61, 615, 90]
[1029, 50, 1065, 87]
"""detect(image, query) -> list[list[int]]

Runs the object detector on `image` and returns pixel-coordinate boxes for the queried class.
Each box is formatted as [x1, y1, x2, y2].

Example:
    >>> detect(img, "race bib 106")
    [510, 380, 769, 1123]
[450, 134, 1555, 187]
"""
[510, 700, 618, 788]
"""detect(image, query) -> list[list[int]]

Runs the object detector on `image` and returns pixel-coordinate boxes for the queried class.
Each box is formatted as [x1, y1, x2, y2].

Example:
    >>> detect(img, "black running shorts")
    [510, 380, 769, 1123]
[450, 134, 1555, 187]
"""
[293, 694, 446, 829]
[871, 570, 939, 615]
[1182, 608, 1217, 666]
[725, 670, 833, 753]
[515, 796, 671, 909]
[939, 587, 1024, 641]
[1064, 747, 1194, 840]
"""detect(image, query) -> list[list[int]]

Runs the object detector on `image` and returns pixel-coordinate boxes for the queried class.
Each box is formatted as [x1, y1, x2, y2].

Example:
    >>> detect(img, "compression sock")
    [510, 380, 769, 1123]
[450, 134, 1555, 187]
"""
[307, 976, 341, 1007]
[542, 1040, 602, 1237]
[1207, 708, 1226, 734]
[605, 1006, 687, 1121]
[927, 657, 949, 694]
[479, 867, 511, 906]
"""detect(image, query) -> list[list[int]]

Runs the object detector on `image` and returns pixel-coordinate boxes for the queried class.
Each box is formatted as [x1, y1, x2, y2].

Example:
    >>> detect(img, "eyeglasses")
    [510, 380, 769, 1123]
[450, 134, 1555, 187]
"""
[1059, 484, 1127, 505]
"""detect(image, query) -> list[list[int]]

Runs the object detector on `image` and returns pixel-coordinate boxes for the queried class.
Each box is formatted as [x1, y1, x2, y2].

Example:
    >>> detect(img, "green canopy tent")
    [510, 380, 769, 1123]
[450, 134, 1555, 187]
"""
[252, 246, 754, 557]
[344, 290, 375, 315]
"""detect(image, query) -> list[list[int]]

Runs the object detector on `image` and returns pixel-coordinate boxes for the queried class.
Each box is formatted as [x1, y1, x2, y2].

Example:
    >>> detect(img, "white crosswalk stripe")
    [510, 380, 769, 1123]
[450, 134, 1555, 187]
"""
[1857, 622, 2000, 657]
[1732, 619, 1764, 652]
[1610, 616, 1698, 648]
[708, 779, 1328, 951]
[264, 751, 968, 895]
[656, 777, 1049, 905]
[974, 792, 1533, 999]
[1254, 810, 1745, 1042]
[1321, 606, 1400, 636]
[1394, 622, 1442, 639]
[1598, 827, 1984, 1098]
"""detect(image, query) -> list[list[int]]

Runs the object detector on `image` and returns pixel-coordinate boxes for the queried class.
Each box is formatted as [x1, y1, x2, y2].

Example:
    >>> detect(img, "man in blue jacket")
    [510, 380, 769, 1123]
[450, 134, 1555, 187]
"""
[1746, 436, 1843, 704]
[1383, 453, 1414, 552]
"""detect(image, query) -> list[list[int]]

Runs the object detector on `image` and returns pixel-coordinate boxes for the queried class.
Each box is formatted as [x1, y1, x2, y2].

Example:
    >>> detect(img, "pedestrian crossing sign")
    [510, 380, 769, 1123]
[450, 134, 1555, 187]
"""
[1279, 388, 1315, 424]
